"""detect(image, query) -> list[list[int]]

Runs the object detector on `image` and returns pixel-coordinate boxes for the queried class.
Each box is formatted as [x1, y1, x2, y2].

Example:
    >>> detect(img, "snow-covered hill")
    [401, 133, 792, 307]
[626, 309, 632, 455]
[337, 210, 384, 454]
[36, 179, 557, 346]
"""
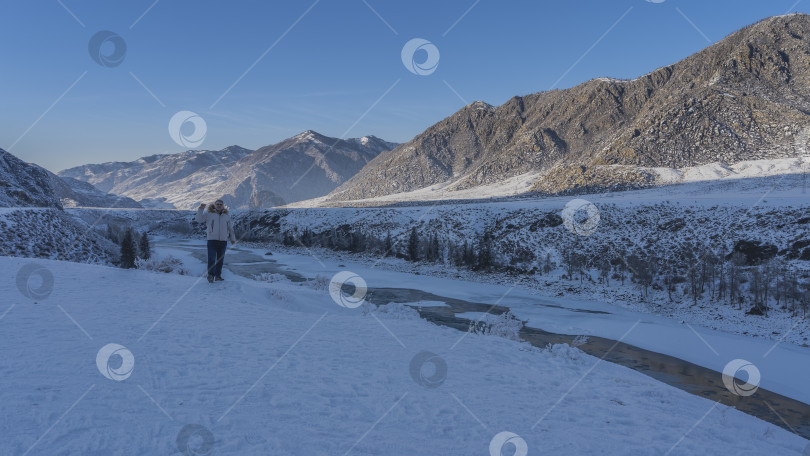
[1, 254, 805, 454]
[0, 208, 117, 263]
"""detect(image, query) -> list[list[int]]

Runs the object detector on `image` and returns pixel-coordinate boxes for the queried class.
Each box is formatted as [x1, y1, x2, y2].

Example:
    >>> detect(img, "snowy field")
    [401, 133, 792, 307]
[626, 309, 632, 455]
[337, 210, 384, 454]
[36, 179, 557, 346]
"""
[214, 241, 810, 408]
[2, 245, 809, 455]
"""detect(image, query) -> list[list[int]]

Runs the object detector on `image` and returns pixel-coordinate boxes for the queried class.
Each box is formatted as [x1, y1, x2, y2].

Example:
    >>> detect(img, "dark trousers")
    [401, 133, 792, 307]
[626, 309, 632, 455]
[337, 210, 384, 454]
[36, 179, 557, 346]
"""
[206, 240, 228, 278]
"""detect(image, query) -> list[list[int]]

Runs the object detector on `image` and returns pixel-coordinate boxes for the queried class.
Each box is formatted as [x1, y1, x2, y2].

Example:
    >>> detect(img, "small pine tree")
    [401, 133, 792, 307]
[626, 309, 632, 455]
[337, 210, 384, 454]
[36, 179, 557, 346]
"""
[106, 224, 119, 244]
[120, 229, 137, 269]
[476, 230, 494, 271]
[139, 232, 151, 260]
[407, 227, 420, 261]
[463, 240, 476, 267]
[384, 231, 393, 257]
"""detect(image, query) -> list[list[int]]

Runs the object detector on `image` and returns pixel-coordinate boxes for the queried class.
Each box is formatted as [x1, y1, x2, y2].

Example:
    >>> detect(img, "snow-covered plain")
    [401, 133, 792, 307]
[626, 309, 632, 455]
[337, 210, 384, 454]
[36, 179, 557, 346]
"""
[2, 246, 807, 455]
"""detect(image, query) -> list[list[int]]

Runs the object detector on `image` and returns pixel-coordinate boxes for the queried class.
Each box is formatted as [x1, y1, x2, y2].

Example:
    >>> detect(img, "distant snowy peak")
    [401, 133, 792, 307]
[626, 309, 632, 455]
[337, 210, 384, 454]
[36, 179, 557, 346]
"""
[347, 135, 399, 153]
[288, 130, 398, 154]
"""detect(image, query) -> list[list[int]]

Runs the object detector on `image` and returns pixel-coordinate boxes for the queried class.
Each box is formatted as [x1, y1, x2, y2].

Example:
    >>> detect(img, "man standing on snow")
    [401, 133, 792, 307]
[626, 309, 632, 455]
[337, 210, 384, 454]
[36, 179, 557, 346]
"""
[196, 199, 237, 283]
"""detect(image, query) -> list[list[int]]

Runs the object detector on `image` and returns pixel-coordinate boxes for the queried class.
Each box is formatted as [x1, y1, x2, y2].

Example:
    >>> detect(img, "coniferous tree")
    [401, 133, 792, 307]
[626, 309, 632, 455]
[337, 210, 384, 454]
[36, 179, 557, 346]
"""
[462, 240, 476, 267]
[407, 227, 420, 261]
[106, 224, 120, 244]
[475, 230, 494, 271]
[139, 232, 151, 260]
[384, 231, 393, 257]
[120, 229, 137, 269]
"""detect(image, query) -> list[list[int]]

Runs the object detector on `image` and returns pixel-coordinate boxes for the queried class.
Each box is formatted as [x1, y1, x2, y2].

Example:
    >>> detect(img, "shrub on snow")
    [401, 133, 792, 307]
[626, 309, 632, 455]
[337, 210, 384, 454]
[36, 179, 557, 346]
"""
[253, 272, 288, 283]
[135, 255, 189, 275]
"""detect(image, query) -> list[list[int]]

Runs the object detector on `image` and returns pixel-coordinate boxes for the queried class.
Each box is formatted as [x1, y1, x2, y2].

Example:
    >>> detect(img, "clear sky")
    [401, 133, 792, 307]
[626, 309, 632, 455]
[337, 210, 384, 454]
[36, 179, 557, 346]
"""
[1, 0, 807, 172]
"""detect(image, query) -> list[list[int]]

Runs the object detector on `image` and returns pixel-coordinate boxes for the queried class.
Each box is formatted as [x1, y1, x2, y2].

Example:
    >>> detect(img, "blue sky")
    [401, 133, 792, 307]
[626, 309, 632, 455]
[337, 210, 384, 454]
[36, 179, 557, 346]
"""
[1, 0, 807, 172]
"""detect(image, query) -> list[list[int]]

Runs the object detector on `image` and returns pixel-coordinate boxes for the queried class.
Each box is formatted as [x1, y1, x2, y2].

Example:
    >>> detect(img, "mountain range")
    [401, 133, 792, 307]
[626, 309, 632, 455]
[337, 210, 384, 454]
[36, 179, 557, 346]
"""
[325, 14, 810, 203]
[58, 132, 397, 209]
[7, 14, 810, 209]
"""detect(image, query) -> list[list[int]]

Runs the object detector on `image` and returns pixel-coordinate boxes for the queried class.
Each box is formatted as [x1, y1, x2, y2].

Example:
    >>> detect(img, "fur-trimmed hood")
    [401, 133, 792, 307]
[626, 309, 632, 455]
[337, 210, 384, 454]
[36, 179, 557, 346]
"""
[207, 204, 229, 214]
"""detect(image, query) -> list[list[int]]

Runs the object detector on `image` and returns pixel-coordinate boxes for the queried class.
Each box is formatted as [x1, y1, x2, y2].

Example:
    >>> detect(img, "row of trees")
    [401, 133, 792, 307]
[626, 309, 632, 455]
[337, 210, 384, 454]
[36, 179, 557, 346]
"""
[105, 224, 151, 268]
[275, 225, 810, 317]
[562, 242, 810, 317]
[280, 226, 500, 270]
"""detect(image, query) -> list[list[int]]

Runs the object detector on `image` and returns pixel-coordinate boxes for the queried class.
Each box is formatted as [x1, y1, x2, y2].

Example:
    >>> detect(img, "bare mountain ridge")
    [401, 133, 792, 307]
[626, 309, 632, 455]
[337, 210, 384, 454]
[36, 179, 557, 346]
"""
[327, 14, 810, 202]
[59, 132, 397, 209]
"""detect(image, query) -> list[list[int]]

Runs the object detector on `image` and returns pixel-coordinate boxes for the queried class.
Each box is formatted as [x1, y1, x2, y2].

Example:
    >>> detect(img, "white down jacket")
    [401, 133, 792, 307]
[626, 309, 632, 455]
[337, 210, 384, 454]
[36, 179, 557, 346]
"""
[196, 205, 237, 242]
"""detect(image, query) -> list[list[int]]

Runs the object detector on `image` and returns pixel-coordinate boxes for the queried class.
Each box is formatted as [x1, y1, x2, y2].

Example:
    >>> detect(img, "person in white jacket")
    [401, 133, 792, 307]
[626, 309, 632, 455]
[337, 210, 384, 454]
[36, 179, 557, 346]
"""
[196, 199, 237, 283]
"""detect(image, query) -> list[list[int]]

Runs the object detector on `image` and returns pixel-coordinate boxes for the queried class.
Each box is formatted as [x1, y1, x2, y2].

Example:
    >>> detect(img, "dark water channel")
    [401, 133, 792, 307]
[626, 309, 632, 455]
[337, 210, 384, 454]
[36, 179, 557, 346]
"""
[167, 241, 810, 440]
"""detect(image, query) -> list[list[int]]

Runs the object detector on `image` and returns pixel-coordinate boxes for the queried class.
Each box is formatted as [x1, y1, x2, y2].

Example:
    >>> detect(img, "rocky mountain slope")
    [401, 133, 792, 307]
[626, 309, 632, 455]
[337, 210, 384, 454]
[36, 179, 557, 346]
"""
[0, 148, 63, 208]
[0, 148, 141, 209]
[327, 14, 810, 203]
[59, 132, 396, 209]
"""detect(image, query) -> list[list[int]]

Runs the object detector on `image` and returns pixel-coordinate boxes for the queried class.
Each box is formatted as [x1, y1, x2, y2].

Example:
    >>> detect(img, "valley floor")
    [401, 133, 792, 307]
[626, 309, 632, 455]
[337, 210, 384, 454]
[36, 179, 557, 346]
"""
[3, 240, 807, 454]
